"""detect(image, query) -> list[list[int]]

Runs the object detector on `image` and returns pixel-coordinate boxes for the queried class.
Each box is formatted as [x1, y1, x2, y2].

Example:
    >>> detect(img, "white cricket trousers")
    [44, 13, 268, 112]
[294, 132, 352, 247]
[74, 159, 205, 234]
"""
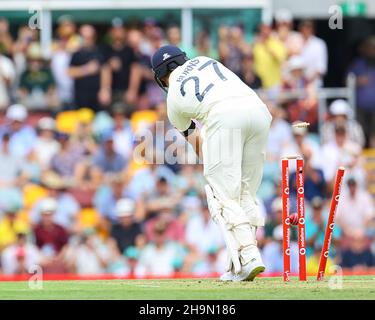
[201, 96, 272, 227]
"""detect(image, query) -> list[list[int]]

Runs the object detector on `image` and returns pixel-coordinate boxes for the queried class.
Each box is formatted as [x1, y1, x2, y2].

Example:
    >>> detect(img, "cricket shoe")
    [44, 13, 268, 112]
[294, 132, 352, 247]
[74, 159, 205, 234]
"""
[231, 258, 265, 282]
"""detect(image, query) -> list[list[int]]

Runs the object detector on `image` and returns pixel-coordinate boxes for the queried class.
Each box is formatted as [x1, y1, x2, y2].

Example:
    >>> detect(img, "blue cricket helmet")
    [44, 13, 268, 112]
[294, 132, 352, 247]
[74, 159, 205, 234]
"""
[151, 45, 188, 91]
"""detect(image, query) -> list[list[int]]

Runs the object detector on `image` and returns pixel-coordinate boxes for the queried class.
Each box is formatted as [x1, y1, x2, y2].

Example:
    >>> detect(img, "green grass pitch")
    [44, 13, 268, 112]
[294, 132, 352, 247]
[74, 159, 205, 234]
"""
[0, 276, 374, 300]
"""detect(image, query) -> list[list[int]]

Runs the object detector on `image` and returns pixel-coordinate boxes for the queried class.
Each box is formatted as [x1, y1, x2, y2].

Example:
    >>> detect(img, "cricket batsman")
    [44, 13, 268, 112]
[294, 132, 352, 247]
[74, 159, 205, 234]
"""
[151, 45, 272, 281]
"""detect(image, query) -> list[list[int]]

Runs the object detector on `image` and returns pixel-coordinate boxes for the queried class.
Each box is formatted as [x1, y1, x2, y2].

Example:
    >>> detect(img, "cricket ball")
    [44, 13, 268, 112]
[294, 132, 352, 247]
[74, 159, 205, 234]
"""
[289, 213, 298, 226]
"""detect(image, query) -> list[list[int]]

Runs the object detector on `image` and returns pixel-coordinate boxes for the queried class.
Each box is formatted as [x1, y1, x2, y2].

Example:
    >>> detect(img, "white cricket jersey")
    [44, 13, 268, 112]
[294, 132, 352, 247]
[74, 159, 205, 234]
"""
[167, 56, 260, 132]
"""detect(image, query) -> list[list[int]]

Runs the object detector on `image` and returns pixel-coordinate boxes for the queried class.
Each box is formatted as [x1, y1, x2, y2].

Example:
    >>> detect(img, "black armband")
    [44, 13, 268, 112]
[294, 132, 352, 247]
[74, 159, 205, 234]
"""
[182, 121, 196, 137]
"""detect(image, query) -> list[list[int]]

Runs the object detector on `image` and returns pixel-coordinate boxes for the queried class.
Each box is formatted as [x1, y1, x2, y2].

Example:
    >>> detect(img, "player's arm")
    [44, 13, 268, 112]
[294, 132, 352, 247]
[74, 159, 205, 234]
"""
[182, 121, 203, 161]
[167, 101, 203, 161]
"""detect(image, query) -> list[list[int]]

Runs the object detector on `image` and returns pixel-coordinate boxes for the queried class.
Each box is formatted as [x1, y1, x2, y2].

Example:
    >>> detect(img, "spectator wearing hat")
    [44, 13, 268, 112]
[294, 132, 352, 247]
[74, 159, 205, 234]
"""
[92, 132, 127, 179]
[347, 36, 375, 147]
[274, 9, 303, 57]
[17, 42, 58, 110]
[137, 220, 186, 276]
[0, 203, 29, 251]
[0, 104, 36, 158]
[262, 224, 299, 274]
[33, 197, 69, 258]
[281, 55, 318, 130]
[282, 120, 321, 171]
[64, 227, 117, 275]
[110, 198, 143, 254]
[321, 99, 365, 147]
[68, 24, 103, 111]
[30, 176, 80, 232]
[336, 177, 374, 238]
[0, 49, 15, 109]
[32, 117, 60, 169]
[298, 19, 328, 87]
[99, 18, 141, 108]
[1, 232, 42, 275]
[320, 125, 363, 185]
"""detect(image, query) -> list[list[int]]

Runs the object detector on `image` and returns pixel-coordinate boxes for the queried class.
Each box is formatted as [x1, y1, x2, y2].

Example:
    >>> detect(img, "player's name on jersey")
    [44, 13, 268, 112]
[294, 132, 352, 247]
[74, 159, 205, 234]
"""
[176, 58, 200, 83]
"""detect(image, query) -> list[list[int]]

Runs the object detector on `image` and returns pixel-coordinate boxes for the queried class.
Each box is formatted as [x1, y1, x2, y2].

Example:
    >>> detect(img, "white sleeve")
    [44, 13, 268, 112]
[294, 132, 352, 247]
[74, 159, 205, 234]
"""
[167, 97, 192, 132]
[317, 39, 328, 75]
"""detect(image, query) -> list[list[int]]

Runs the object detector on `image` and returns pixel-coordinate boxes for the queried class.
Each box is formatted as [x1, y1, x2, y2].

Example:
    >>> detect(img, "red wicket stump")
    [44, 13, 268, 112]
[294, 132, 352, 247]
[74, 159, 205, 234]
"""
[317, 166, 345, 281]
[281, 156, 306, 281]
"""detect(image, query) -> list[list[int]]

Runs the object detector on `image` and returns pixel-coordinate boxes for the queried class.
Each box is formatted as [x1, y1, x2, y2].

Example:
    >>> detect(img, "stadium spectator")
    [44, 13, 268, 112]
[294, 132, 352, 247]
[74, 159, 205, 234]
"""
[32, 117, 60, 169]
[1, 232, 42, 275]
[266, 103, 293, 162]
[274, 9, 303, 57]
[137, 221, 185, 276]
[166, 24, 196, 58]
[185, 200, 223, 256]
[92, 132, 127, 179]
[64, 228, 120, 274]
[336, 177, 374, 237]
[0, 203, 29, 251]
[347, 35, 375, 147]
[30, 177, 80, 231]
[144, 177, 180, 217]
[94, 177, 126, 221]
[219, 25, 250, 76]
[238, 53, 262, 89]
[33, 198, 69, 256]
[12, 26, 38, 82]
[281, 55, 318, 130]
[0, 133, 23, 188]
[195, 31, 218, 60]
[17, 42, 58, 110]
[145, 206, 185, 243]
[0, 104, 36, 158]
[68, 24, 103, 111]
[320, 125, 363, 186]
[253, 22, 287, 96]
[191, 247, 227, 276]
[51, 15, 79, 107]
[290, 151, 325, 202]
[340, 230, 374, 271]
[50, 132, 85, 184]
[99, 18, 141, 108]
[281, 121, 321, 170]
[298, 19, 328, 87]
[321, 99, 365, 147]
[110, 198, 143, 253]
[0, 52, 15, 109]
[0, 17, 13, 57]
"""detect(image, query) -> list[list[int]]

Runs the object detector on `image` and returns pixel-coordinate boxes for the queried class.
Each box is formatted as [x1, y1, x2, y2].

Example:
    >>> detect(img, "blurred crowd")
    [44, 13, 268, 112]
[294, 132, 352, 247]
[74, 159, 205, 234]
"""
[0, 10, 374, 277]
